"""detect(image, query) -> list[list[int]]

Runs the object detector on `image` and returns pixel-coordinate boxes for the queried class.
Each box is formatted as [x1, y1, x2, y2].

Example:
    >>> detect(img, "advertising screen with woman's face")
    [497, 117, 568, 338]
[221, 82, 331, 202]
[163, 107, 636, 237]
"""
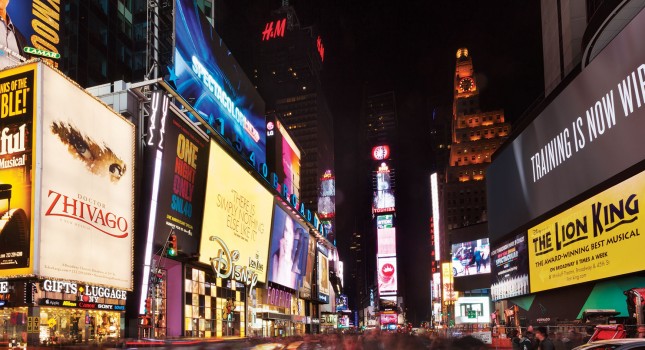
[267, 203, 310, 290]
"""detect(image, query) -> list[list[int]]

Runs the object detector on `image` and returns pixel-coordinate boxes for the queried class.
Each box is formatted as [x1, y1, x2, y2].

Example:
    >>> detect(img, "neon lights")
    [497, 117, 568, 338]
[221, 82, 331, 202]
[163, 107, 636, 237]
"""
[262, 18, 287, 41]
[316, 36, 325, 62]
[431, 173, 441, 261]
[191, 56, 260, 143]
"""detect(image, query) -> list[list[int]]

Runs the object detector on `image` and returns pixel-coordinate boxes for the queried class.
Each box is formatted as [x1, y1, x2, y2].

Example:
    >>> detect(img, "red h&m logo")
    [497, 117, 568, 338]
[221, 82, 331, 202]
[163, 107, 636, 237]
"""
[316, 36, 325, 62]
[262, 18, 287, 41]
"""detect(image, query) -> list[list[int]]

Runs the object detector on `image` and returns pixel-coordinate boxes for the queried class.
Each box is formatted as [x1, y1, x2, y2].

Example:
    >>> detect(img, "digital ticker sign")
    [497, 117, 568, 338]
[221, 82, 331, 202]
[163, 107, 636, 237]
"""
[528, 169, 645, 293]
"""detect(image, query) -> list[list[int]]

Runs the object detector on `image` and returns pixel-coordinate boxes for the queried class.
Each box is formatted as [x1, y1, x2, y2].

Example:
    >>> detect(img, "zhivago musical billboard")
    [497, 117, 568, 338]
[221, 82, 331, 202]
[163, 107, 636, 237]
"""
[267, 203, 310, 290]
[0, 63, 37, 276]
[266, 117, 301, 198]
[199, 140, 273, 287]
[491, 233, 529, 301]
[145, 92, 209, 257]
[528, 169, 645, 293]
[171, 0, 266, 168]
[0, 1, 61, 69]
[40, 64, 135, 290]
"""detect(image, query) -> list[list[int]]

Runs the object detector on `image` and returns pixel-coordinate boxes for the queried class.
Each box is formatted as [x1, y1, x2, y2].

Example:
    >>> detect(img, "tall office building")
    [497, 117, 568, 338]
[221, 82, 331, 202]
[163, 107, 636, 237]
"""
[444, 48, 510, 231]
[252, 5, 335, 219]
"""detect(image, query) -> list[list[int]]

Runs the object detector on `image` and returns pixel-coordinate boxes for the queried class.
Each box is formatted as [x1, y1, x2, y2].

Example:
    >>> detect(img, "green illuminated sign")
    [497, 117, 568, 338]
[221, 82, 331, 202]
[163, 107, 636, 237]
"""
[23, 47, 61, 59]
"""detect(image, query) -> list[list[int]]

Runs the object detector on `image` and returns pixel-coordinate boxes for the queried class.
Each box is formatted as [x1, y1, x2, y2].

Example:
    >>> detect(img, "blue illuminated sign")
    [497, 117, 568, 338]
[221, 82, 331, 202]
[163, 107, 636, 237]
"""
[170, 0, 266, 167]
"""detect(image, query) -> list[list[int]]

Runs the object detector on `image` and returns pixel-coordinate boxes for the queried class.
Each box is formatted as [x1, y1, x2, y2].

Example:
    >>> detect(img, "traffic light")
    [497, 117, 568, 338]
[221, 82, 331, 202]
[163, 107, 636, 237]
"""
[167, 233, 177, 257]
[145, 297, 152, 314]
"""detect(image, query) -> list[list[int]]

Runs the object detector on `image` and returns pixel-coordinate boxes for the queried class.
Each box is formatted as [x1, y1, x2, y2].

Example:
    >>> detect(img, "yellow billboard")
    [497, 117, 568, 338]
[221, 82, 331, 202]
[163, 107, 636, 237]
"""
[199, 140, 273, 286]
[0, 63, 38, 277]
[529, 169, 645, 292]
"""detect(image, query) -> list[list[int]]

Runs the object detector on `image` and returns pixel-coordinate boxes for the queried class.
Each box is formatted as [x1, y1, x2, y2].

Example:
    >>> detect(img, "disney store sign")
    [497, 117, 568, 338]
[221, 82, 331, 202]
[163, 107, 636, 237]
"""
[208, 236, 259, 293]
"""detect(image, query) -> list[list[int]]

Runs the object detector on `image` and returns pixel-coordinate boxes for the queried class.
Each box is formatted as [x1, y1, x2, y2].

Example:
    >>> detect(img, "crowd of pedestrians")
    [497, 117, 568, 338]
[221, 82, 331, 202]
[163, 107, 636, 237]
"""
[510, 326, 593, 350]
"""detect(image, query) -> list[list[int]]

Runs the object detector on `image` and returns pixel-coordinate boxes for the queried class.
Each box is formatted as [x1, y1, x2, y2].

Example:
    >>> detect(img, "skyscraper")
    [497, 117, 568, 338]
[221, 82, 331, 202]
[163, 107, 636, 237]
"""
[252, 5, 334, 216]
[444, 48, 510, 232]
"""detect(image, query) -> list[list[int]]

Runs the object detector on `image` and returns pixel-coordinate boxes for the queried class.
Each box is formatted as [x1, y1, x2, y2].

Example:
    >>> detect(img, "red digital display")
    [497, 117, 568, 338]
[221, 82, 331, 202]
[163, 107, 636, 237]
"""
[262, 18, 287, 41]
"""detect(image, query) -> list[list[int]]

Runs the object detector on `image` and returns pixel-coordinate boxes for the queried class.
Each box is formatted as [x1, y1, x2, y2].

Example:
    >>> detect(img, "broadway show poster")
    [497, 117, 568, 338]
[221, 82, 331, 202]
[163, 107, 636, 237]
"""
[146, 92, 208, 256]
[171, 0, 266, 167]
[39, 65, 135, 290]
[0, 1, 61, 68]
[529, 169, 645, 293]
[490, 233, 529, 301]
[0, 63, 37, 275]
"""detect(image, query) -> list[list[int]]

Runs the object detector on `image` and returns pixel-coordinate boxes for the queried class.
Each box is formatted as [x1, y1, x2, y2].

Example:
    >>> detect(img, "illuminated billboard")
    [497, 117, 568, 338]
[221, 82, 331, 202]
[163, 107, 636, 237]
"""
[170, 0, 266, 168]
[528, 169, 645, 293]
[377, 256, 397, 296]
[380, 313, 397, 325]
[266, 117, 301, 198]
[0, 63, 37, 276]
[451, 238, 490, 277]
[199, 140, 274, 284]
[377, 228, 396, 256]
[455, 296, 490, 324]
[491, 233, 529, 301]
[0, 2, 61, 68]
[40, 64, 135, 290]
[487, 8, 645, 241]
[376, 214, 393, 229]
[317, 244, 330, 303]
[431, 173, 441, 261]
[299, 231, 316, 300]
[442, 262, 458, 302]
[267, 203, 310, 290]
[373, 163, 395, 214]
[318, 171, 335, 219]
[145, 92, 209, 257]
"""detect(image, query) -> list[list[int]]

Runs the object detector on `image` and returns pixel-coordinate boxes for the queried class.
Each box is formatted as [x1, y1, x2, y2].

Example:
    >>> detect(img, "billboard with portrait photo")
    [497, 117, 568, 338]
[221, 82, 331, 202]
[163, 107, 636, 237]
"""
[299, 231, 316, 300]
[170, 0, 266, 167]
[0, 1, 61, 68]
[40, 64, 135, 290]
[267, 203, 310, 290]
[198, 140, 273, 283]
[0, 63, 37, 276]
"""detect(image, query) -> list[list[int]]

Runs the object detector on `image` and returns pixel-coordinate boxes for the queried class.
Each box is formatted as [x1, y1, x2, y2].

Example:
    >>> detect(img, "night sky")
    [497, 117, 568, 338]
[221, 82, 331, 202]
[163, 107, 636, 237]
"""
[222, 0, 544, 324]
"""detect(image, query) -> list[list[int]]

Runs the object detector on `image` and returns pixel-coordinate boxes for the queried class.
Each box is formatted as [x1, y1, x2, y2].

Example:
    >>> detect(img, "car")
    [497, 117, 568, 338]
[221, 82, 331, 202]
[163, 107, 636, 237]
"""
[573, 338, 645, 350]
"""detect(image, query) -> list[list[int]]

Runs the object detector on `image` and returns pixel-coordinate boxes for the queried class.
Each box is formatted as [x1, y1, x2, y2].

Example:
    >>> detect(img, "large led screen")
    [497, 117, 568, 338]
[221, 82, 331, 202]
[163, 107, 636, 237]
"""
[451, 238, 491, 277]
[317, 245, 330, 303]
[267, 117, 301, 198]
[145, 92, 209, 256]
[318, 175, 335, 219]
[0, 63, 37, 276]
[455, 296, 490, 324]
[491, 233, 529, 301]
[377, 228, 396, 256]
[0, 2, 61, 69]
[40, 64, 135, 290]
[267, 203, 310, 290]
[199, 140, 273, 283]
[487, 8, 645, 241]
[171, 0, 266, 167]
[528, 169, 645, 293]
[373, 164, 395, 213]
[377, 256, 398, 296]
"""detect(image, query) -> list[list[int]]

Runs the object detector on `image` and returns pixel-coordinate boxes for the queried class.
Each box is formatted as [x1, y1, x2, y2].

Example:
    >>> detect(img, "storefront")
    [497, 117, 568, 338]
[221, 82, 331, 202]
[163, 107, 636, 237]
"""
[0, 279, 126, 348]
[254, 286, 307, 337]
[182, 265, 246, 338]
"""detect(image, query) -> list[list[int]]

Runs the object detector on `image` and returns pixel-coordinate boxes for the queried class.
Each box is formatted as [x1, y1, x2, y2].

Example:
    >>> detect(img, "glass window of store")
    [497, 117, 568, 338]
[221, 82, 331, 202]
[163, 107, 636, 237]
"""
[184, 267, 246, 338]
